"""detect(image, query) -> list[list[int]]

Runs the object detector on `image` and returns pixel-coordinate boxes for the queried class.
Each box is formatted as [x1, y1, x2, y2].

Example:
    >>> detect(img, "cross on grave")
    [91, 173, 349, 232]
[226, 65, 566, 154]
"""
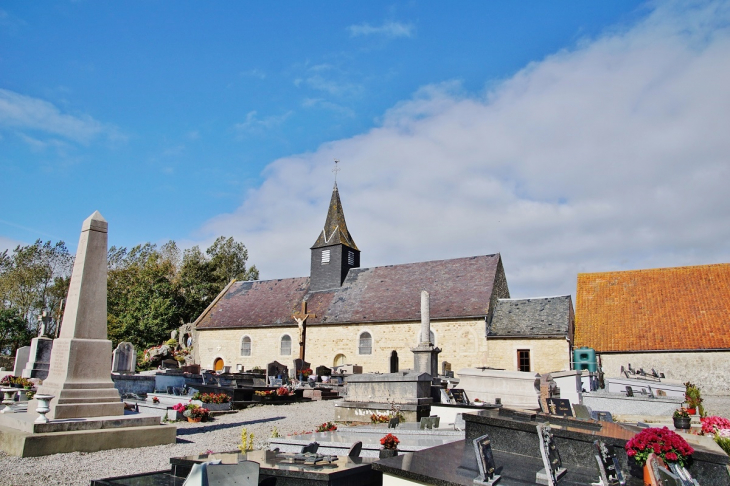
[292, 301, 316, 361]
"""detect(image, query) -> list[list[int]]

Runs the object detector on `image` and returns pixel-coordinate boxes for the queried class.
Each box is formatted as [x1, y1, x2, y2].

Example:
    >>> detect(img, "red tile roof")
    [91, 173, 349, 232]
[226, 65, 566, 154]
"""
[575, 263, 730, 352]
[195, 254, 508, 329]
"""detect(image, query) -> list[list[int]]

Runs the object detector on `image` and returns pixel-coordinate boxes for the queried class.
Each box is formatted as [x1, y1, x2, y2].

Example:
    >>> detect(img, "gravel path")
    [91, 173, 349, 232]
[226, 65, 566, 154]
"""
[0, 401, 338, 486]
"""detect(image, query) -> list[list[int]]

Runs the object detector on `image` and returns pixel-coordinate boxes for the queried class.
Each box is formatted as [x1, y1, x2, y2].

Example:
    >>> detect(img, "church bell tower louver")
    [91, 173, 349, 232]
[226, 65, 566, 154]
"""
[310, 181, 360, 292]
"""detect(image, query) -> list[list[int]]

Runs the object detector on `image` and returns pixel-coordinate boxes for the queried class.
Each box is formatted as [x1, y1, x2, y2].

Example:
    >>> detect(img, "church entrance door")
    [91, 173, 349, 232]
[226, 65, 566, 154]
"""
[214, 358, 224, 372]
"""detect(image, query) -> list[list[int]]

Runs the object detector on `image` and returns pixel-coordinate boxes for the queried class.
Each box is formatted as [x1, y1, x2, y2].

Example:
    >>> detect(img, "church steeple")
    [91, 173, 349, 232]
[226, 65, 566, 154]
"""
[310, 178, 360, 292]
[311, 182, 359, 251]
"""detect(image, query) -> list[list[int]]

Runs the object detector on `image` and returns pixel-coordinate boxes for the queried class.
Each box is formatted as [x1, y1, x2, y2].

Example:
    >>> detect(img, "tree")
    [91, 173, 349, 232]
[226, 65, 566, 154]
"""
[0, 240, 73, 347]
[0, 308, 33, 356]
[107, 243, 181, 350]
[207, 236, 259, 285]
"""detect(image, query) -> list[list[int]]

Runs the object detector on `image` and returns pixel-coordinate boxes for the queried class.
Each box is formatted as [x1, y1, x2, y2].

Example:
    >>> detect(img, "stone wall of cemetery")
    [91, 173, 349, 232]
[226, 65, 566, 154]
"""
[600, 352, 730, 394]
[198, 321, 571, 375]
[484, 338, 572, 374]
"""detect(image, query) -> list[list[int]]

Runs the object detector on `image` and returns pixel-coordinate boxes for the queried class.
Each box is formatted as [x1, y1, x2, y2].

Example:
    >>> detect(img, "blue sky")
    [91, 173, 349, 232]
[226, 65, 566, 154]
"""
[2, 1, 730, 298]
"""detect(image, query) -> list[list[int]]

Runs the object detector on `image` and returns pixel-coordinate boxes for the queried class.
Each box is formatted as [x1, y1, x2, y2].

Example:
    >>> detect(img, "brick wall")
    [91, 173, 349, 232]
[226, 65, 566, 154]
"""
[197, 320, 571, 375]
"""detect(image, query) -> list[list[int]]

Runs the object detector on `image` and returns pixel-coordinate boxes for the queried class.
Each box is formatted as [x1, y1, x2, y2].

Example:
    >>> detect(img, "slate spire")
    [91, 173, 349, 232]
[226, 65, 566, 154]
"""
[311, 182, 358, 250]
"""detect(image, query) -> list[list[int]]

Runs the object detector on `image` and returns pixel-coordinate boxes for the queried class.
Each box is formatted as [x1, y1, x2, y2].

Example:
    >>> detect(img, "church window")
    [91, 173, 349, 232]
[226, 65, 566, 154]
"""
[348, 251, 354, 266]
[321, 249, 331, 264]
[240, 336, 251, 357]
[517, 349, 531, 372]
[280, 335, 292, 355]
[359, 331, 372, 355]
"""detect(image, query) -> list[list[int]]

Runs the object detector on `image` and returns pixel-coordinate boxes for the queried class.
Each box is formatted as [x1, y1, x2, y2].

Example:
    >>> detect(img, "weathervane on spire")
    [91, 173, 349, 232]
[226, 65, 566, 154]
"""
[332, 159, 340, 184]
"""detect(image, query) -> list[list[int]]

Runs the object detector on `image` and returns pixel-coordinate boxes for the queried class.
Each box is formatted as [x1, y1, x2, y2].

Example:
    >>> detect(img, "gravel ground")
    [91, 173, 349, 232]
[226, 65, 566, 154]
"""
[4, 396, 730, 486]
[0, 400, 338, 486]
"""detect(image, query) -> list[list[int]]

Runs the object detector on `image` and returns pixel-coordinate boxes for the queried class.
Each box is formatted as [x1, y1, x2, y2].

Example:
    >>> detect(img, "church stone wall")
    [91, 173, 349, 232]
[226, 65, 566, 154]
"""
[483, 338, 571, 374]
[600, 352, 730, 395]
[197, 321, 571, 375]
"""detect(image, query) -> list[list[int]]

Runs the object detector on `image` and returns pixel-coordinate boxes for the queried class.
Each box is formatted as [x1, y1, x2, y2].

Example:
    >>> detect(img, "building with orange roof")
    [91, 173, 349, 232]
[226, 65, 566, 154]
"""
[575, 263, 730, 393]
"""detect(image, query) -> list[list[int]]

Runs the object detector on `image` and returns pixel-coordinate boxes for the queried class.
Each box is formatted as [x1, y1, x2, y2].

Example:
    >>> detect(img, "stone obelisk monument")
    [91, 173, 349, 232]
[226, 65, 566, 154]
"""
[411, 290, 441, 377]
[32, 211, 124, 419]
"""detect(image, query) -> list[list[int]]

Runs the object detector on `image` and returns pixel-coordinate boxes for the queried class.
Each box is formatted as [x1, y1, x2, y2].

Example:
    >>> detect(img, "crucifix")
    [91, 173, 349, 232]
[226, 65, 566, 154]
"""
[292, 301, 316, 361]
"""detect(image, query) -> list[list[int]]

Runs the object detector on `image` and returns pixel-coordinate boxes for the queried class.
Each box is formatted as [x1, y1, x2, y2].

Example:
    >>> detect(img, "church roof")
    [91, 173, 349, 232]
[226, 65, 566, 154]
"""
[311, 183, 358, 250]
[195, 254, 508, 329]
[490, 296, 573, 337]
[575, 263, 730, 352]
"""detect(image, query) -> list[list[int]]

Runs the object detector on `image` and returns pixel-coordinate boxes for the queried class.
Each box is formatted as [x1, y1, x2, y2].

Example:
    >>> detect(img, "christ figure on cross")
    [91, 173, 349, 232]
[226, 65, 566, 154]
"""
[292, 301, 316, 361]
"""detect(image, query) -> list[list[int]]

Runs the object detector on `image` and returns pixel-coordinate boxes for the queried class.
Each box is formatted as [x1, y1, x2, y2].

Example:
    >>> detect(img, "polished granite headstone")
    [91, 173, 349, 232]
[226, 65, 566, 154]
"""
[592, 439, 624, 486]
[535, 424, 566, 485]
[472, 434, 501, 485]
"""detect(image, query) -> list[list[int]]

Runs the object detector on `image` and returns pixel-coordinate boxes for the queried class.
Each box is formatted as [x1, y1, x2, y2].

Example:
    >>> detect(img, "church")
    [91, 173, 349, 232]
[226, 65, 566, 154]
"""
[192, 183, 574, 375]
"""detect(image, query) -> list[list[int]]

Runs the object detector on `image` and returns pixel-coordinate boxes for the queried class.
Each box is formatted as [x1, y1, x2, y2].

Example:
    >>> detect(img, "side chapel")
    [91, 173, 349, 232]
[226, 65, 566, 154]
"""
[193, 183, 573, 374]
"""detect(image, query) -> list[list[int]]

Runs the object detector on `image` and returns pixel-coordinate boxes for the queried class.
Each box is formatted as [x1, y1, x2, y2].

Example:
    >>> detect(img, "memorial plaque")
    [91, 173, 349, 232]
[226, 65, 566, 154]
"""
[546, 398, 573, 417]
[535, 424, 566, 486]
[592, 440, 625, 486]
[472, 434, 501, 485]
[450, 389, 469, 405]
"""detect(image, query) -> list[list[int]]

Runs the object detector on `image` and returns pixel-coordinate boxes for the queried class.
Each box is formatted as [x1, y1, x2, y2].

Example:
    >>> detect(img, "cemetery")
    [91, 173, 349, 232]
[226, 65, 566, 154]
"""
[0, 211, 729, 486]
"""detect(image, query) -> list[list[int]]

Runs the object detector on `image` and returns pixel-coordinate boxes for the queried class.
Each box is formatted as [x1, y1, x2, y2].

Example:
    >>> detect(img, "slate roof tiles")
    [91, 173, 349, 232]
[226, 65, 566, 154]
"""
[490, 296, 573, 337]
[195, 254, 507, 329]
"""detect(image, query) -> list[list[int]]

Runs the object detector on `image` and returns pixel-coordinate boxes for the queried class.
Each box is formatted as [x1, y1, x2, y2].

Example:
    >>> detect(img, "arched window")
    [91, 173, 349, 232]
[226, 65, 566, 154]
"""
[333, 354, 346, 367]
[280, 335, 292, 355]
[241, 336, 251, 356]
[359, 331, 372, 355]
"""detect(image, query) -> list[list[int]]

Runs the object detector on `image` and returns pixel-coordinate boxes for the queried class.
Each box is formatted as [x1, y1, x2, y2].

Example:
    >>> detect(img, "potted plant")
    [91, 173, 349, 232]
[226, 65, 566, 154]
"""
[673, 407, 691, 430]
[625, 427, 694, 480]
[183, 404, 210, 422]
[379, 433, 400, 459]
[684, 382, 703, 415]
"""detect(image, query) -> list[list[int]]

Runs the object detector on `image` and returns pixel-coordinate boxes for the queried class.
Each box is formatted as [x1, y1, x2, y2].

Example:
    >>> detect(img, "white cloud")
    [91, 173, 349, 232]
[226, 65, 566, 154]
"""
[234, 110, 294, 136]
[200, 2, 730, 299]
[348, 21, 414, 38]
[0, 89, 121, 144]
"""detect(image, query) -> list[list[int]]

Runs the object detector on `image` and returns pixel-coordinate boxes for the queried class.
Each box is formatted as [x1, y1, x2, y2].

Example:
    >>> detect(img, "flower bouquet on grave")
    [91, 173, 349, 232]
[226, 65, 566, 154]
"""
[276, 386, 292, 397]
[371, 413, 389, 424]
[200, 392, 230, 404]
[701, 416, 730, 435]
[316, 422, 337, 432]
[625, 427, 694, 468]
[379, 433, 400, 458]
[183, 404, 210, 422]
[298, 368, 313, 379]
[152, 396, 160, 404]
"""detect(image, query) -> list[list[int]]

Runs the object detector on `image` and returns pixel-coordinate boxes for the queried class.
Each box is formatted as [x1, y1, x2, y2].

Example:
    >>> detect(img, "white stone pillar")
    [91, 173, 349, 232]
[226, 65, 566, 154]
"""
[420, 290, 430, 344]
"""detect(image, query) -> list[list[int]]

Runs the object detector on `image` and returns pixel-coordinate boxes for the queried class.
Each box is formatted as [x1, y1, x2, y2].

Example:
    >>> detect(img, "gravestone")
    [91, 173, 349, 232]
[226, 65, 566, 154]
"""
[266, 361, 288, 382]
[442, 361, 451, 376]
[293, 358, 310, 374]
[473, 434, 501, 486]
[439, 388, 452, 404]
[348, 441, 362, 458]
[13, 346, 30, 377]
[572, 403, 593, 420]
[21, 336, 53, 380]
[30, 211, 124, 419]
[545, 398, 573, 417]
[592, 440, 624, 486]
[112, 342, 136, 374]
[535, 424, 566, 485]
[315, 365, 331, 377]
[450, 389, 469, 405]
